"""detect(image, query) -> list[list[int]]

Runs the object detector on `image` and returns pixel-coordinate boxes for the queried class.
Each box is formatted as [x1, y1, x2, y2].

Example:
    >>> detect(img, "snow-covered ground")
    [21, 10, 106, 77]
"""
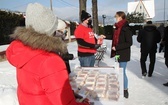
[0, 36, 168, 105]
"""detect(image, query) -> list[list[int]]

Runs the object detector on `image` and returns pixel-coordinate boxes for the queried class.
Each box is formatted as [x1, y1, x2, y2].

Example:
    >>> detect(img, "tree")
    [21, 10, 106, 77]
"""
[0, 10, 23, 45]
[126, 12, 144, 23]
[92, 0, 99, 34]
[79, 0, 87, 22]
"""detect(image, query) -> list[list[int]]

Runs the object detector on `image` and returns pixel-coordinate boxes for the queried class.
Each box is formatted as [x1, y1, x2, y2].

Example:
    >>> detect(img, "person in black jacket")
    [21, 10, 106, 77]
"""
[158, 23, 165, 53]
[111, 11, 133, 98]
[161, 26, 168, 87]
[53, 30, 74, 74]
[137, 21, 161, 78]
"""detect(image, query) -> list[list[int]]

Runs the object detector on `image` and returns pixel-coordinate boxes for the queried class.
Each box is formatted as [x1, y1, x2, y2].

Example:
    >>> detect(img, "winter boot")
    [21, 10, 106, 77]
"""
[163, 82, 168, 87]
[142, 72, 147, 78]
[124, 89, 129, 98]
[148, 74, 152, 77]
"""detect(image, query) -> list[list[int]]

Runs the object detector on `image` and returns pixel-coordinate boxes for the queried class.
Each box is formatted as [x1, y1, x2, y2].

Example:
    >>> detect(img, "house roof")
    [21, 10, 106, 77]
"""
[134, 0, 150, 18]
[128, 0, 155, 18]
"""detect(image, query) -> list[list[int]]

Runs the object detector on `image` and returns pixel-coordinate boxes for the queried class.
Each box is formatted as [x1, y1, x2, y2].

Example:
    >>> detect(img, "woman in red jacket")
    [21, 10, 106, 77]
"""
[6, 3, 89, 105]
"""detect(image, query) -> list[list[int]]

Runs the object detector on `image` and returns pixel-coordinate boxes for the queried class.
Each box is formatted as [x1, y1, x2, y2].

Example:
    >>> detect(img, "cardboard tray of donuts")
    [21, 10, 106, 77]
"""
[69, 67, 124, 105]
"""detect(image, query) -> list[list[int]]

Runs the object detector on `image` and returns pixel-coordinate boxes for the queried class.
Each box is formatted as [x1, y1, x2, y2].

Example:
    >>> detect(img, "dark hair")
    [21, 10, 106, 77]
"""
[146, 21, 152, 24]
[116, 11, 126, 19]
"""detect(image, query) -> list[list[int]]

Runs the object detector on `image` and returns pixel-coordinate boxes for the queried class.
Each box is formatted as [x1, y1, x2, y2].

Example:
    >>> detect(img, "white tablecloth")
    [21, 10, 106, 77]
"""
[72, 67, 124, 105]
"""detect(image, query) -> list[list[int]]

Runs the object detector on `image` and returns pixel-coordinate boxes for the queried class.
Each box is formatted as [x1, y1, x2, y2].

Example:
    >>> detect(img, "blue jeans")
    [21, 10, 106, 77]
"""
[79, 55, 95, 67]
[119, 62, 128, 90]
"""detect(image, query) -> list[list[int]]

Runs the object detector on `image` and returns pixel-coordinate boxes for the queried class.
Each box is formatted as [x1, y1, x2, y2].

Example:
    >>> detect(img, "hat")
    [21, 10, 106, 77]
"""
[26, 3, 58, 36]
[57, 19, 66, 31]
[81, 10, 91, 22]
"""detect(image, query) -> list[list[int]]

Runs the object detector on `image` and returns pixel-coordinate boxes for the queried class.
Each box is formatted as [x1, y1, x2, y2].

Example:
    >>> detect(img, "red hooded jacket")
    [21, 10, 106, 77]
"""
[6, 27, 88, 105]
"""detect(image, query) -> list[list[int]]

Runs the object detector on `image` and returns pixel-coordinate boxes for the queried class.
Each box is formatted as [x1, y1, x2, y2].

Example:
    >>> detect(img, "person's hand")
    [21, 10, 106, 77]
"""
[82, 98, 90, 105]
[112, 46, 116, 51]
[100, 35, 106, 39]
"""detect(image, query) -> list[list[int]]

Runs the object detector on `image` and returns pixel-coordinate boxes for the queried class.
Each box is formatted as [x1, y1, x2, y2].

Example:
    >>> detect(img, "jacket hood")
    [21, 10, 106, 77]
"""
[144, 24, 157, 32]
[10, 27, 67, 54]
[7, 27, 67, 68]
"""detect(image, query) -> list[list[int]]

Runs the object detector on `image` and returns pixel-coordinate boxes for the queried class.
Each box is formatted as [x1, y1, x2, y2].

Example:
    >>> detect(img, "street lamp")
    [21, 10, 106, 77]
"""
[102, 15, 106, 26]
[50, 0, 53, 11]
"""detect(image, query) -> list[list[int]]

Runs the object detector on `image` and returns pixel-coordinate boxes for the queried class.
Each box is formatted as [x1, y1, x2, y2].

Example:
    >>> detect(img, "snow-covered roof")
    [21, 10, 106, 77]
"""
[127, 0, 155, 18]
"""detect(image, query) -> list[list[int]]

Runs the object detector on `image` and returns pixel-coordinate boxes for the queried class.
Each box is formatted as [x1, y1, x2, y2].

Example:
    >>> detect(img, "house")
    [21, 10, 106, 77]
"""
[128, 0, 155, 22]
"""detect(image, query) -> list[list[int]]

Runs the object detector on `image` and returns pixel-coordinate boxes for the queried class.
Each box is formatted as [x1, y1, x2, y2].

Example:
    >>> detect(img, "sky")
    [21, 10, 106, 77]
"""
[0, 0, 168, 23]
[0, 36, 168, 105]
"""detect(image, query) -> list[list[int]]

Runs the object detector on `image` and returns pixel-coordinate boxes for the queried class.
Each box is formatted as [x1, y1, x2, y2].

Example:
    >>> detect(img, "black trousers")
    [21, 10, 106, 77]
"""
[140, 52, 156, 75]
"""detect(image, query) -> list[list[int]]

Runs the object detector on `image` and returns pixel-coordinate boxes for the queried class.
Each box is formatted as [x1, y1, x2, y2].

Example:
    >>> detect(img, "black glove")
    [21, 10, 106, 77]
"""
[62, 53, 74, 60]
[74, 93, 83, 99]
[94, 44, 101, 49]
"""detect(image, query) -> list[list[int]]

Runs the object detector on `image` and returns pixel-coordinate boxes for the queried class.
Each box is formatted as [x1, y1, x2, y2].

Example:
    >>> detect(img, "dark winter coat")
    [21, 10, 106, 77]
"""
[6, 27, 88, 105]
[54, 30, 74, 74]
[163, 26, 168, 67]
[157, 23, 165, 39]
[111, 22, 133, 62]
[137, 24, 161, 53]
[62, 52, 74, 74]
